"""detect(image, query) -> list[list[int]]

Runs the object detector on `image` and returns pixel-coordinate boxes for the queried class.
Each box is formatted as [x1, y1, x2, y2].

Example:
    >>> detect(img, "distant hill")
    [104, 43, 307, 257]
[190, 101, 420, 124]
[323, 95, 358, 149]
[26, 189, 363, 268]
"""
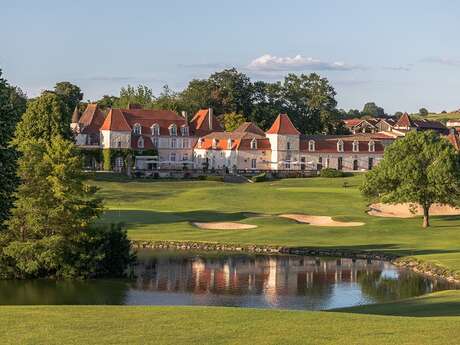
[410, 112, 460, 123]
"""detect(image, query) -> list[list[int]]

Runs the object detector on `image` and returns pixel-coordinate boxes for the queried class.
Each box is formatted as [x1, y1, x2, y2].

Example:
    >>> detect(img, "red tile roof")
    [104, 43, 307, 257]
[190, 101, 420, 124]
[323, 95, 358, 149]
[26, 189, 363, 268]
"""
[233, 122, 266, 136]
[80, 104, 106, 134]
[343, 119, 363, 127]
[100, 109, 131, 131]
[237, 138, 271, 151]
[395, 113, 414, 128]
[266, 114, 300, 135]
[190, 109, 223, 135]
[446, 134, 460, 151]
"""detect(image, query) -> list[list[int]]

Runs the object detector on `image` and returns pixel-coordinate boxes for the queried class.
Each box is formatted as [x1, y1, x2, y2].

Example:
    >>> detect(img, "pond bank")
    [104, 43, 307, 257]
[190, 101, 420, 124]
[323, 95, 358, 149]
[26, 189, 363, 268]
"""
[131, 240, 460, 284]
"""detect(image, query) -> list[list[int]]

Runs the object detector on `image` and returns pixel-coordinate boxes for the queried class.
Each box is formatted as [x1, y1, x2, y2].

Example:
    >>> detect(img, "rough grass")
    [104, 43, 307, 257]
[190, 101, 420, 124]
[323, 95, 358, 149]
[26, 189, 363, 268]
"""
[2, 292, 460, 345]
[92, 174, 460, 275]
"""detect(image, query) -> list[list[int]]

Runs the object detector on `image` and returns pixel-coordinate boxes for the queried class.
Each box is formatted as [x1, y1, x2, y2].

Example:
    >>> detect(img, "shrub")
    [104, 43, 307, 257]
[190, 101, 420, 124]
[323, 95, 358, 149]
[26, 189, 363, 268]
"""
[251, 173, 267, 182]
[320, 168, 346, 178]
[204, 175, 223, 182]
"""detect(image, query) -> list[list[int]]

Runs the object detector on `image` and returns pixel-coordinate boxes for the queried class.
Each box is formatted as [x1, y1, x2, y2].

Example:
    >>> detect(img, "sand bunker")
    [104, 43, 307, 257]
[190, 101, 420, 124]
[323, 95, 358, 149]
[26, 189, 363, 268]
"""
[280, 214, 364, 227]
[192, 222, 258, 230]
[368, 203, 460, 218]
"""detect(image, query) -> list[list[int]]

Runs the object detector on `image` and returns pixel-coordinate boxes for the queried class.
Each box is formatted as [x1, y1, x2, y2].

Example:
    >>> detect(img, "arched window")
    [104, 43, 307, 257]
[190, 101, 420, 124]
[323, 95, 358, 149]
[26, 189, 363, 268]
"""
[352, 140, 359, 152]
[133, 123, 142, 135]
[169, 124, 177, 136]
[337, 140, 344, 152]
[308, 140, 315, 152]
[151, 123, 160, 136]
[368, 140, 375, 152]
[250, 138, 257, 150]
[227, 138, 233, 150]
[137, 137, 144, 148]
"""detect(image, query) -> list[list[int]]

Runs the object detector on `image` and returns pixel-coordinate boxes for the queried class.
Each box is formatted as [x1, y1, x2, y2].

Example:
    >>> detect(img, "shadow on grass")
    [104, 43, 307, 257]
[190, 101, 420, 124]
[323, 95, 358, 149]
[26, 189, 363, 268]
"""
[332, 292, 460, 317]
[102, 209, 262, 224]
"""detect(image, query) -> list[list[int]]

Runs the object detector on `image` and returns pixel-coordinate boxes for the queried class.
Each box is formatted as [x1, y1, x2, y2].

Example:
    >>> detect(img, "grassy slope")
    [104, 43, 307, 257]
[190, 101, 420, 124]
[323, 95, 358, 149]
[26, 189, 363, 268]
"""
[93, 174, 460, 274]
[2, 292, 460, 345]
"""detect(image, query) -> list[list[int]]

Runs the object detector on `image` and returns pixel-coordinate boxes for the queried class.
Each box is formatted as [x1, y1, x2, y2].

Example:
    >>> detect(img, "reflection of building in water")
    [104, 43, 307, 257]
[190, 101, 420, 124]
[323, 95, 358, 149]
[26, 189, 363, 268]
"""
[135, 254, 387, 298]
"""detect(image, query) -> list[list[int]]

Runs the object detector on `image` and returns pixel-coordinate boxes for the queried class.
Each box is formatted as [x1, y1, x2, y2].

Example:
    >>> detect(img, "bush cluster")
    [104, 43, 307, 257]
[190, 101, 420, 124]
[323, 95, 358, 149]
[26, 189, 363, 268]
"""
[320, 168, 346, 178]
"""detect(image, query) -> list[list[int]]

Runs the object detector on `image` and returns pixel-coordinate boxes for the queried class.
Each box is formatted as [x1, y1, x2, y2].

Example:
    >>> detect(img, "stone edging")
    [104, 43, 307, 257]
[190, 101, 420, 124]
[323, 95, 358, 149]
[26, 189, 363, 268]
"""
[131, 240, 460, 284]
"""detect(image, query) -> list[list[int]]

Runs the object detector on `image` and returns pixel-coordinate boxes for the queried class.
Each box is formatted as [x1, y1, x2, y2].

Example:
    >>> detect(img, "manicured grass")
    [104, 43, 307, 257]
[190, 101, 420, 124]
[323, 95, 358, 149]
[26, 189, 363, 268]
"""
[2, 291, 460, 345]
[92, 174, 460, 275]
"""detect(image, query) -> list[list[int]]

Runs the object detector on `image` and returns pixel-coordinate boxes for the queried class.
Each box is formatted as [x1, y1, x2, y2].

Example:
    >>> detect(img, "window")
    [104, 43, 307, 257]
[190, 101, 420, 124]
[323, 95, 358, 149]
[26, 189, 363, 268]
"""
[352, 140, 359, 152]
[368, 157, 374, 170]
[338, 157, 343, 170]
[318, 157, 322, 164]
[251, 158, 257, 169]
[133, 123, 142, 135]
[308, 140, 315, 152]
[183, 138, 189, 149]
[227, 139, 233, 150]
[250, 138, 257, 150]
[287, 142, 291, 150]
[152, 137, 159, 148]
[181, 126, 189, 136]
[337, 140, 344, 152]
[170, 152, 176, 162]
[285, 162, 290, 169]
[368, 140, 375, 152]
[198, 137, 204, 148]
[171, 138, 177, 148]
[353, 159, 359, 171]
[169, 124, 177, 136]
[183, 153, 189, 161]
[115, 157, 124, 168]
[151, 124, 160, 136]
[137, 137, 144, 148]
[117, 141, 122, 148]
[212, 138, 219, 149]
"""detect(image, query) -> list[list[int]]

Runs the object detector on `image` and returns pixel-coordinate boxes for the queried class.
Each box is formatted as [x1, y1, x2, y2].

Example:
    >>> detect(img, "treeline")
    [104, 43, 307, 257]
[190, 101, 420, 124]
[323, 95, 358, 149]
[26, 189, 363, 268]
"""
[0, 70, 134, 279]
[93, 68, 349, 135]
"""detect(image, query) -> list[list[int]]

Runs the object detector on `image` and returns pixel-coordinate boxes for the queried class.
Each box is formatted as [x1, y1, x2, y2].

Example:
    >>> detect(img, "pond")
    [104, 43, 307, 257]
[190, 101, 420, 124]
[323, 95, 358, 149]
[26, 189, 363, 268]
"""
[0, 250, 456, 310]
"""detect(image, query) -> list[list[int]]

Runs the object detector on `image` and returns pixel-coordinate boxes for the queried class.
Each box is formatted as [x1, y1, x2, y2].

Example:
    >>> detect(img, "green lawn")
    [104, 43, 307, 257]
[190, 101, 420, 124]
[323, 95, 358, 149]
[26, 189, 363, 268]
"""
[93, 174, 460, 275]
[2, 291, 460, 345]
[4, 174, 460, 345]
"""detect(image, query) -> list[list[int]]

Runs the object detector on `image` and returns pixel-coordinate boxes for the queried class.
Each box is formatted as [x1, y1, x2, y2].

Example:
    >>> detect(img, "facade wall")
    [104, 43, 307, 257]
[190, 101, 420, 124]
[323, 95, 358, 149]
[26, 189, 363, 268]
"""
[236, 150, 272, 170]
[300, 152, 382, 171]
[101, 130, 131, 149]
[267, 134, 300, 170]
[194, 148, 238, 170]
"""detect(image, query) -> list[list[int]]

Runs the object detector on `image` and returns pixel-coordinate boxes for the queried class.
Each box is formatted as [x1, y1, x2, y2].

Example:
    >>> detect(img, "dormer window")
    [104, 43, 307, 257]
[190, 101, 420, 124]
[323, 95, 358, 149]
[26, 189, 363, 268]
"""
[227, 138, 233, 150]
[212, 138, 219, 149]
[137, 137, 144, 149]
[250, 138, 257, 150]
[151, 123, 160, 136]
[198, 137, 204, 148]
[368, 140, 375, 152]
[352, 140, 359, 152]
[169, 124, 177, 136]
[181, 125, 189, 136]
[308, 140, 315, 152]
[133, 123, 142, 135]
[337, 139, 344, 152]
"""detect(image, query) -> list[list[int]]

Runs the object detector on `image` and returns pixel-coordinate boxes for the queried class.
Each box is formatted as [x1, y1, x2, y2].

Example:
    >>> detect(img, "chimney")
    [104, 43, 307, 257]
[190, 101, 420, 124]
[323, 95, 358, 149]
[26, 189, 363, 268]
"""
[182, 111, 188, 124]
[208, 108, 213, 131]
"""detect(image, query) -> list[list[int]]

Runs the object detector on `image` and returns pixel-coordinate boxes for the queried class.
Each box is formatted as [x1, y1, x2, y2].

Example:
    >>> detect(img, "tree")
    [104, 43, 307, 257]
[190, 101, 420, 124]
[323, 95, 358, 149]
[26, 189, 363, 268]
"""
[394, 111, 403, 117]
[14, 92, 72, 143]
[362, 102, 385, 117]
[96, 95, 119, 109]
[361, 131, 460, 228]
[0, 70, 27, 231]
[180, 79, 214, 115]
[152, 85, 182, 111]
[113, 84, 155, 108]
[54, 82, 83, 120]
[419, 108, 429, 116]
[221, 112, 247, 131]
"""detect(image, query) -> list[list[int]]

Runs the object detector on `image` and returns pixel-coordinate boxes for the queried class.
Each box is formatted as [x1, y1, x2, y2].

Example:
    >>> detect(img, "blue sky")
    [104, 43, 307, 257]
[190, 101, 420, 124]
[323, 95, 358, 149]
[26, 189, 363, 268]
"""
[1, 0, 460, 113]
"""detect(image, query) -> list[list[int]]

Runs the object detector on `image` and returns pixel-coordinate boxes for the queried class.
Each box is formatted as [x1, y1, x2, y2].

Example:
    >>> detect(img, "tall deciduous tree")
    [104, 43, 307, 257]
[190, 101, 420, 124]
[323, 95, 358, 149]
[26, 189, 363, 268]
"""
[114, 84, 155, 109]
[14, 92, 72, 144]
[54, 81, 83, 120]
[221, 112, 247, 131]
[0, 71, 27, 230]
[362, 102, 385, 117]
[361, 131, 460, 228]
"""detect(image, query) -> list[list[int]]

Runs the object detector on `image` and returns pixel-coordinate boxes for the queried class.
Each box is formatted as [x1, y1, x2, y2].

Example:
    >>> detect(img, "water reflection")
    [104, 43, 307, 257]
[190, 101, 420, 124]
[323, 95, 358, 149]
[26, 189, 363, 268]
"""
[0, 250, 455, 310]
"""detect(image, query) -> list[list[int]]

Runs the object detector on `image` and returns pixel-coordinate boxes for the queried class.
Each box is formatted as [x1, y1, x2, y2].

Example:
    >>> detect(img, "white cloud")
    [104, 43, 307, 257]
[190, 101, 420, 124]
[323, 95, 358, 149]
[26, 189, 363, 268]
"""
[421, 57, 460, 66]
[247, 54, 355, 71]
